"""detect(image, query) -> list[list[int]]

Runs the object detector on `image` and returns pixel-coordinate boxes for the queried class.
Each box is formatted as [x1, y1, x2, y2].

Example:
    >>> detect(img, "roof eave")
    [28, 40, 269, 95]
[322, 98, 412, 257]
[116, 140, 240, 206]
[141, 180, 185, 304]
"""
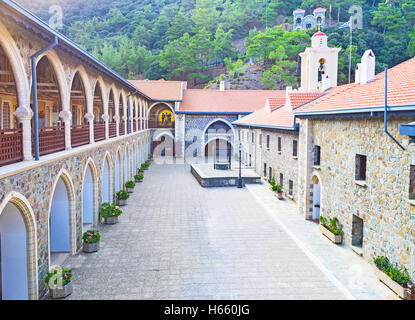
[295, 104, 415, 117]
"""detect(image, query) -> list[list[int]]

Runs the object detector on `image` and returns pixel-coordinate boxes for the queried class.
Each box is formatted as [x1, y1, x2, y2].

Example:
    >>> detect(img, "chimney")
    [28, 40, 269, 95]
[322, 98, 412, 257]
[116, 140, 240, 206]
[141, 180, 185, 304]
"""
[285, 86, 293, 109]
[360, 49, 375, 85]
[355, 63, 361, 84]
[220, 80, 225, 91]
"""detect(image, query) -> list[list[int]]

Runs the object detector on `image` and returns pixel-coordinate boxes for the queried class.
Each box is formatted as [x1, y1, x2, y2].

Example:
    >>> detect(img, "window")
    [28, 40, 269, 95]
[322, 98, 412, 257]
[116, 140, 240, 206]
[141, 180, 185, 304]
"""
[264, 163, 267, 177]
[410, 165, 415, 200]
[252, 132, 255, 143]
[355, 154, 367, 181]
[280, 173, 284, 187]
[269, 167, 272, 179]
[266, 135, 270, 149]
[259, 134, 262, 147]
[249, 154, 252, 167]
[352, 215, 364, 248]
[313, 145, 321, 166]
[289, 180, 293, 196]
[293, 140, 298, 157]
[278, 137, 282, 153]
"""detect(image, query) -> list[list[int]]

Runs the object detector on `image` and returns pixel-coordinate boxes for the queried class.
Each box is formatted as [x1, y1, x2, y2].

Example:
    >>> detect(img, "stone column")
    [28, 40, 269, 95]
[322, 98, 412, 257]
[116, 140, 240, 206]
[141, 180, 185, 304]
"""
[175, 114, 185, 158]
[297, 118, 314, 220]
[122, 115, 128, 134]
[113, 114, 120, 137]
[14, 106, 33, 161]
[139, 101, 143, 131]
[59, 110, 72, 150]
[85, 112, 94, 144]
[102, 114, 109, 140]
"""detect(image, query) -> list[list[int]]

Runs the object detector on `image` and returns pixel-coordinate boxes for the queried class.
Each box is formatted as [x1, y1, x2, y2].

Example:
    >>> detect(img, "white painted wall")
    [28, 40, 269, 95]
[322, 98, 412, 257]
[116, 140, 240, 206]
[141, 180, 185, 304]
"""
[82, 166, 94, 225]
[102, 158, 110, 203]
[50, 178, 70, 252]
[0, 202, 28, 300]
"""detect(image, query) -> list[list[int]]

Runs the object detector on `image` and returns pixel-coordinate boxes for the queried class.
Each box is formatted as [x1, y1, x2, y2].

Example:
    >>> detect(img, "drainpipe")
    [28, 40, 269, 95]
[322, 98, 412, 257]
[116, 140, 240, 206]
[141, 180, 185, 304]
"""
[384, 66, 405, 151]
[127, 90, 138, 134]
[31, 37, 59, 160]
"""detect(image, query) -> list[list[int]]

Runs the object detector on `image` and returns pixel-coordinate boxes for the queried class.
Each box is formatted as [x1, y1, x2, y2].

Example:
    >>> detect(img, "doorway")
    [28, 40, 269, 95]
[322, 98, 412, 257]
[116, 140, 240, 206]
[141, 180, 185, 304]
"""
[312, 176, 321, 222]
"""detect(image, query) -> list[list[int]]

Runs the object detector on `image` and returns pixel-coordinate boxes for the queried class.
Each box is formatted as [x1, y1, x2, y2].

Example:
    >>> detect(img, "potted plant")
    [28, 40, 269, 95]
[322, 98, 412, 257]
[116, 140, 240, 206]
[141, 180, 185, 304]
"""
[125, 180, 135, 193]
[137, 167, 144, 174]
[148, 153, 153, 162]
[319, 216, 343, 244]
[142, 162, 150, 170]
[272, 184, 284, 200]
[134, 174, 144, 183]
[45, 266, 73, 299]
[373, 256, 412, 299]
[100, 202, 123, 224]
[82, 230, 101, 253]
[116, 190, 130, 206]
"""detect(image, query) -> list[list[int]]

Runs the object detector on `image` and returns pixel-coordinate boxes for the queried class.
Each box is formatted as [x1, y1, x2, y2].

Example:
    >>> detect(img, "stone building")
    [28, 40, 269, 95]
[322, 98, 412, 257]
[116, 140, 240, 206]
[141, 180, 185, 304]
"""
[234, 89, 323, 202]
[0, 0, 153, 299]
[295, 56, 415, 278]
[293, 7, 326, 30]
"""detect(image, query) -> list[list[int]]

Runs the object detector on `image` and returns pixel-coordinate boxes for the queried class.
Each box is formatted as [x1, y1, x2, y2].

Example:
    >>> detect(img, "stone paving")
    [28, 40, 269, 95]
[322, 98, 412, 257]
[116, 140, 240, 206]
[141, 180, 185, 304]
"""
[246, 183, 400, 300]
[60, 163, 350, 300]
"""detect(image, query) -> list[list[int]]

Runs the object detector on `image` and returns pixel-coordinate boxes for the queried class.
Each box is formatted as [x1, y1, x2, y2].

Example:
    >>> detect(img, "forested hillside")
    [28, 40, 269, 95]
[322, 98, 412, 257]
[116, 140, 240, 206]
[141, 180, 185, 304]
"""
[15, 0, 415, 89]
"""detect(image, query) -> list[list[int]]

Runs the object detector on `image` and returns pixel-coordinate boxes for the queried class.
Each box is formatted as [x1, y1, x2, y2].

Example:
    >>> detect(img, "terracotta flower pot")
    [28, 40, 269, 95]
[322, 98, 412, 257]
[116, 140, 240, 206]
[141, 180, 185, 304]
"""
[103, 216, 118, 224]
[83, 241, 100, 253]
[274, 191, 283, 200]
[49, 282, 73, 299]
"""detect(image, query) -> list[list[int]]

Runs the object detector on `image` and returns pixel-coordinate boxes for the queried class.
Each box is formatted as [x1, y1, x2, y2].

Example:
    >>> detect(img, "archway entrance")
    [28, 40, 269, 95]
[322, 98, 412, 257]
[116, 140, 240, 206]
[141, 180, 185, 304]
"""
[0, 43, 22, 167]
[312, 175, 321, 222]
[49, 176, 71, 266]
[82, 164, 94, 230]
[124, 147, 129, 184]
[148, 103, 174, 129]
[153, 134, 174, 157]
[115, 151, 121, 192]
[0, 202, 28, 300]
[70, 72, 89, 148]
[93, 81, 105, 141]
[102, 157, 110, 203]
[205, 139, 233, 163]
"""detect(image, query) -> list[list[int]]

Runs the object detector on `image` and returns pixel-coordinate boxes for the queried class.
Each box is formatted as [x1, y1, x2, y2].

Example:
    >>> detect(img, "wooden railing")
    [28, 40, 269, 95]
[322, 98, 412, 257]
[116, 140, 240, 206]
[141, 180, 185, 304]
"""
[71, 125, 90, 148]
[109, 122, 116, 138]
[34, 126, 65, 156]
[94, 123, 106, 141]
[119, 121, 125, 136]
[0, 127, 23, 167]
[148, 118, 174, 129]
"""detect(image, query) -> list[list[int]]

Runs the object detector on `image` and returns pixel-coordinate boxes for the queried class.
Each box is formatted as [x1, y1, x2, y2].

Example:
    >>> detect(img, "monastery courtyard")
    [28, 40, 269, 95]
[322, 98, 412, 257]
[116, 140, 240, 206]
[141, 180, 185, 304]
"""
[56, 163, 397, 300]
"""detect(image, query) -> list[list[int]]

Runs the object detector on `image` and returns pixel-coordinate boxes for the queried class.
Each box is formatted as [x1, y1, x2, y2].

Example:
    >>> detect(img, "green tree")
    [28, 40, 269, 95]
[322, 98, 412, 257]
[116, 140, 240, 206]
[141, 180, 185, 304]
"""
[213, 24, 236, 62]
[166, 10, 195, 42]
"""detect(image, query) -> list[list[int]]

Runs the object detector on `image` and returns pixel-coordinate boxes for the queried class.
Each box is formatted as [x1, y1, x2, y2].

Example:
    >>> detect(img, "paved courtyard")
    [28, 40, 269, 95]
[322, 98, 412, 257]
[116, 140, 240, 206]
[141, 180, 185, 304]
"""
[61, 163, 352, 300]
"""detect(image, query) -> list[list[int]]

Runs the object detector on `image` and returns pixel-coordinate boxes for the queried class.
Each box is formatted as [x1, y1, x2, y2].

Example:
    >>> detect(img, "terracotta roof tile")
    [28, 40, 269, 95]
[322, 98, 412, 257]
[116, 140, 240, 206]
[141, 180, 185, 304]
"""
[296, 57, 415, 114]
[179, 89, 286, 113]
[129, 79, 184, 101]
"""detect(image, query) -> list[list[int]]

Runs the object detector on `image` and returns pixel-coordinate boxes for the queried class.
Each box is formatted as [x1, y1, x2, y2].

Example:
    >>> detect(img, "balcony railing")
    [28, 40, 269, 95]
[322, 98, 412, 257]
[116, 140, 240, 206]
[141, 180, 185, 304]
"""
[119, 121, 125, 136]
[94, 123, 106, 141]
[148, 118, 174, 129]
[109, 122, 116, 138]
[34, 126, 65, 156]
[0, 127, 23, 167]
[133, 122, 137, 132]
[71, 125, 90, 148]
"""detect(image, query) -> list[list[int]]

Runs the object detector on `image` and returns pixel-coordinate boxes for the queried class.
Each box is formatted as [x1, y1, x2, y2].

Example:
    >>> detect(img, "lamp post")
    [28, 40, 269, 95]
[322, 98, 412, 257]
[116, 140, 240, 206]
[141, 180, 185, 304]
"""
[238, 142, 243, 188]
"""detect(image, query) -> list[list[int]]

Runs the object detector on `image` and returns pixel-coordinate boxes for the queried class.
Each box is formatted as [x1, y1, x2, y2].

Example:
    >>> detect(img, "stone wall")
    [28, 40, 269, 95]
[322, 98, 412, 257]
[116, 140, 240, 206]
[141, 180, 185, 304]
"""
[238, 127, 300, 201]
[298, 115, 415, 278]
[0, 131, 150, 298]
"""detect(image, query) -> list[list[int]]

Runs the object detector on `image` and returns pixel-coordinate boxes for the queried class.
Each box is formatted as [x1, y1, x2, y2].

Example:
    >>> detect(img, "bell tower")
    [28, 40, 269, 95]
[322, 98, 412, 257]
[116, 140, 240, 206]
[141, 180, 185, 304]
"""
[299, 31, 341, 92]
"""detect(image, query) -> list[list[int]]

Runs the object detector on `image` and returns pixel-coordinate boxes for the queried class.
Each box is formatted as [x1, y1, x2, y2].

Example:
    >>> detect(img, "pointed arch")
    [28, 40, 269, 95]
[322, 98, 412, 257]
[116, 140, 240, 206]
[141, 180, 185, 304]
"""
[202, 118, 236, 138]
[0, 191, 38, 300]
[36, 50, 70, 114]
[101, 151, 113, 204]
[47, 168, 76, 266]
[0, 21, 30, 110]
[81, 158, 99, 227]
